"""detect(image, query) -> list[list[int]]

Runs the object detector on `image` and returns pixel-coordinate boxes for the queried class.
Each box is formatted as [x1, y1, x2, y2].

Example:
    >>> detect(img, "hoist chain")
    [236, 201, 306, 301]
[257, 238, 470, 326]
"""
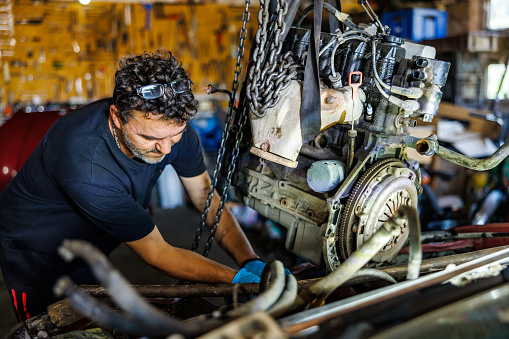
[246, 0, 297, 118]
[191, 0, 252, 257]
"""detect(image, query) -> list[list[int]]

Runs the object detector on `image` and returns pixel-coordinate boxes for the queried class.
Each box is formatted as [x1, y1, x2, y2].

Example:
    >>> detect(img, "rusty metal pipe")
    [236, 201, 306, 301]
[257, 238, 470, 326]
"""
[80, 246, 509, 300]
[267, 274, 298, 318]
[351, 268, 397, 284]
[281, 246, 509, 336]
[401, 205, 422, 280]
[289, 213, 404, 311]
[53, 276, 180, 337]
[58, 240, 204, 337]
[347, 130, 357, 173]
[403, 134, 509, 171]
[227, 261, 286, 317]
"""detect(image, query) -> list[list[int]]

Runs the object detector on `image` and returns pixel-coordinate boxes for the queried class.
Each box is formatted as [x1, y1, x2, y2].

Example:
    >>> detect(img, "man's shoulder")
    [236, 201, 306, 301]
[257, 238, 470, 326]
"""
[43, 99, 113, 173]
[59, 98, 111, 125]
[51, 99, 110, 140]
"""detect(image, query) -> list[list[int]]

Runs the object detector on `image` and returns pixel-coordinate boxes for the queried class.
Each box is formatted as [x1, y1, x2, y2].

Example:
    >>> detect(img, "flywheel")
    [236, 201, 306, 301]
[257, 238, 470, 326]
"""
[338, 158, 419, 263]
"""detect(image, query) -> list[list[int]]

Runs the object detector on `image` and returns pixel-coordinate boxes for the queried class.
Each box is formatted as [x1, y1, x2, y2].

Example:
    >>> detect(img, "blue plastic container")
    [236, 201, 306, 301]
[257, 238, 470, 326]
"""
[381, 8, 447, 42]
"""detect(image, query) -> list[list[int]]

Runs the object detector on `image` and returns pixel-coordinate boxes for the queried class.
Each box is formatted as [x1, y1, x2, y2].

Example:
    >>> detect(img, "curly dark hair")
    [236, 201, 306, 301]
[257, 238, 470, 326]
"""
[113, 51, 198, 124]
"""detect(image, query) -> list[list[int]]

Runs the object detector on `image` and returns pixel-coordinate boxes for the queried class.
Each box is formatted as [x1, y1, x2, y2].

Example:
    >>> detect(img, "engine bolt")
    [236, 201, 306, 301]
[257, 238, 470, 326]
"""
[326, 96, 335, 104]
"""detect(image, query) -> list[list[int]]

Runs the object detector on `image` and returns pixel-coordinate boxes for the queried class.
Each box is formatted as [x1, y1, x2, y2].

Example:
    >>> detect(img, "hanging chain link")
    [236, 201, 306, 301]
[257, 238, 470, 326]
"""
[246, 0, 297, 118]
[191, 0, 252, 257]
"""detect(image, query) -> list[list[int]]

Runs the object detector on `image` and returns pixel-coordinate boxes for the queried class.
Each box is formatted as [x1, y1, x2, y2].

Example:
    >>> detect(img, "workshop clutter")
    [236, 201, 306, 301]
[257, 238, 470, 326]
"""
[0, 2, 258, 108]
[381, 8, 447, 42]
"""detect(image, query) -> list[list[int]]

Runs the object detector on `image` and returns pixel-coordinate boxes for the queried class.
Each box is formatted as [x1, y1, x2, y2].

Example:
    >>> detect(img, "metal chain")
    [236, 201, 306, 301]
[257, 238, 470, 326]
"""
[246, 0, 297, 118]
[191, 0, 252, 256]
[202, 105, 249, 257]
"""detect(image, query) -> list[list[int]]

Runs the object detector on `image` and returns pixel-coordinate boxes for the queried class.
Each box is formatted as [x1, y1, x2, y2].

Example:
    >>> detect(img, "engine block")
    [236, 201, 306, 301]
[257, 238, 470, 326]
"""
[232, 4, 450, 271]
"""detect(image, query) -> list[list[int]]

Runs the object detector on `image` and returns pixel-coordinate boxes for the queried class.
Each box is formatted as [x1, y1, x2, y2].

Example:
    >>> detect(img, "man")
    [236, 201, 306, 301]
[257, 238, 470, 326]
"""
[0, 51, 268, 321]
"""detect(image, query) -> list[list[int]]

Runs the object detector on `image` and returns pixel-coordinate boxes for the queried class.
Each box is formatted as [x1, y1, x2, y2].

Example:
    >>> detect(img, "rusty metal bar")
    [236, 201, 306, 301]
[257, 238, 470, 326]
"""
[81, 246, 509, 299]
[404, 134, 509, 171]
[282, 246, 509, 335]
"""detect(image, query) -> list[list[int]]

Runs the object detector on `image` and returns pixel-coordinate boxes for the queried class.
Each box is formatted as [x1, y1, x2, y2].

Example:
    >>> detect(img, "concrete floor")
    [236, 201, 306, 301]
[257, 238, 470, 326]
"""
[0, 206, 294, 336]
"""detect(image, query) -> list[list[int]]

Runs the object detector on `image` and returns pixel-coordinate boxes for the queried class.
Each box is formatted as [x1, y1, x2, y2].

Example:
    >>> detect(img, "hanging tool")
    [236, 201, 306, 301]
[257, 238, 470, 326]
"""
[142, 4, 152, 30]
[189, 3, 198, 58]
[215, 10, 228, 54]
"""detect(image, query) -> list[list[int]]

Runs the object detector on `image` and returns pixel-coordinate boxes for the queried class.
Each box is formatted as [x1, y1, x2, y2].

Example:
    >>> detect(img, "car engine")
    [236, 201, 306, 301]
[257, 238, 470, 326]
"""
[231, 0, 450, 271]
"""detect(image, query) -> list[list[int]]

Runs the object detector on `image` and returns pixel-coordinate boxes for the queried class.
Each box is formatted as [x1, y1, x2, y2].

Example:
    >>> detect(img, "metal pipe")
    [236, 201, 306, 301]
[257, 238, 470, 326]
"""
[351, 268, 396, 284]
[259, 260, 273, 293]
[227, 261, 286, 317]
[399, 205, 422, 280]
[403, 134, 509, 171]
[58, 240, 204, 337]
[267, 275, 298, 318]
[53, 276, 183, 337]
[80, 247, 509, 301]
[289, 213, 404, 311]
[347, 129, 357, 173]
[329, 36, 370, 77]
[440, 142, 509, 171]
[472, 190, 505, 225]
[82, 282, 260, 299]
[281, 246, 509, 335]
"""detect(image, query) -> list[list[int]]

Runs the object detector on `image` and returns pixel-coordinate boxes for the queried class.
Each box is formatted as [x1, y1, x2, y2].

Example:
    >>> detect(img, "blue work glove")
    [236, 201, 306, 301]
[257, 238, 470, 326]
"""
[242, 258, 291, 277]
[231, 268, 260, 284]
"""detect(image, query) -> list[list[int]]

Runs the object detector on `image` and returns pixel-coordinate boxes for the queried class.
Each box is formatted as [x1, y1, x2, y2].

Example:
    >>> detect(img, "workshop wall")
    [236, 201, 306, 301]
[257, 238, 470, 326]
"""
[0, 1, 259, 107]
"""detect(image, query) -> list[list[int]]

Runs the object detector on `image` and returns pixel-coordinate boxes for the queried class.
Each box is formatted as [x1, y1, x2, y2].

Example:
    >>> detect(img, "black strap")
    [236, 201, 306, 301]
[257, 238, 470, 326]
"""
[300, 0, 323, 144]
[327, 0, 341, 33]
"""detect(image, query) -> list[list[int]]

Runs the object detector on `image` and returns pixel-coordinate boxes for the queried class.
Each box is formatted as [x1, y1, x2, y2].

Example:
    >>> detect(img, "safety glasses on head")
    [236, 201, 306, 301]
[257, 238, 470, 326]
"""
[132, 78, 193, 100]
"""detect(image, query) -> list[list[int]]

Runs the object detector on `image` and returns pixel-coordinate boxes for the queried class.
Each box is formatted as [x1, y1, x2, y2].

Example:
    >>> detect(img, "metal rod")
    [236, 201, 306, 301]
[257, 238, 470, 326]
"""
[267, 275, 299, 318]
[289, 214, 403, 311]
[281, 246, 509, 335]
[436, 142, 509, 171]
[228, 261, 287, 317]
[59, 240, 207, 337]
[403, 134, 509, 171]
[347, 130, 357, 172]
[401, 205, 422, 280]
[81, 246, 509, 300]
[54, 276, 183, 337]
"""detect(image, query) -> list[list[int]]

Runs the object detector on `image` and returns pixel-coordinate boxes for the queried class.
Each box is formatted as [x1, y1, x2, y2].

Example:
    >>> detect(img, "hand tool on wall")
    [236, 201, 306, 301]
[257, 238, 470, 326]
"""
[215, 10, 228, 54]
[142, 4, 152, 30]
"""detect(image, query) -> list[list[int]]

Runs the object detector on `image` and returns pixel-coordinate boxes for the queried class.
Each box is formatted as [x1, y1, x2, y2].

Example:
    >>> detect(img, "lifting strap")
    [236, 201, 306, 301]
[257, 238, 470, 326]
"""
[300, 0, 324, 144]
[327, 0, 343, 33]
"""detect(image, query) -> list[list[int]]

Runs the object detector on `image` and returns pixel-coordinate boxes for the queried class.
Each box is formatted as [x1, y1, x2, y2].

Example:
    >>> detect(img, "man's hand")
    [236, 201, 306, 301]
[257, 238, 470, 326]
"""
[231, 268, 260, 284]
[243, 259, 291, 277]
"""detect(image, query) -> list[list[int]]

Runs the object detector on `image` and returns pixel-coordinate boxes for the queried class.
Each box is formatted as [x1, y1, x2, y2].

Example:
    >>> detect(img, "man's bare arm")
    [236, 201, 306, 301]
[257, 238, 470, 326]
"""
[125, 226, 237, 283]
[180, 171, 258, 266]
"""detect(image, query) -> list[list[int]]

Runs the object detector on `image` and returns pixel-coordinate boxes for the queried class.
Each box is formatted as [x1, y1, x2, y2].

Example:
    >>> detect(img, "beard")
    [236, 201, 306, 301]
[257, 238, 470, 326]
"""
[121, 128, 166, 164]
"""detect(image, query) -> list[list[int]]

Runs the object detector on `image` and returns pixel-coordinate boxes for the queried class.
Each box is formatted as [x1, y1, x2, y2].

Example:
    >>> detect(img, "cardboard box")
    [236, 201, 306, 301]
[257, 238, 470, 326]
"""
[468, 33, 500, 52]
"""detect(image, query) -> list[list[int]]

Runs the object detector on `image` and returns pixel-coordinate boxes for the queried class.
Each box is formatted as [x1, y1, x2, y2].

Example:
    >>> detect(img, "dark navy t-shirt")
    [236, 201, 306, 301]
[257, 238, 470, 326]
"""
[0, 98, 206, 287]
